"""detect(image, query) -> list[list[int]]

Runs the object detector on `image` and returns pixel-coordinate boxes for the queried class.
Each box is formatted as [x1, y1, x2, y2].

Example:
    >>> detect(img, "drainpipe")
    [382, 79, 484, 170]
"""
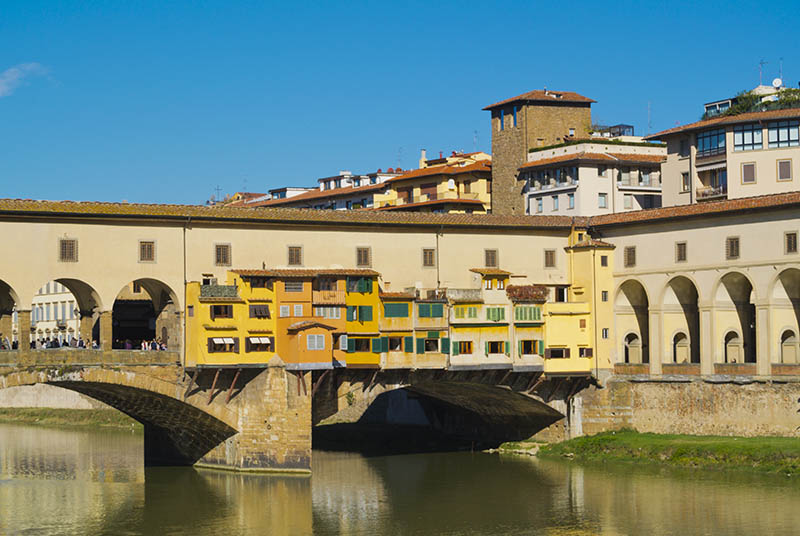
[435, 225, 443, 290]
[592, 248, 599, 380]
[182, 216, 190, 372]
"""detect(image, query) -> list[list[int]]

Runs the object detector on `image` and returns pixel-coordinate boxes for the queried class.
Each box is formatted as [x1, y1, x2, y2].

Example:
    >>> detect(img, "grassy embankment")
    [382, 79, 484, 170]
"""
[529, 430, 800, 474]
[0, 408, 142, 431]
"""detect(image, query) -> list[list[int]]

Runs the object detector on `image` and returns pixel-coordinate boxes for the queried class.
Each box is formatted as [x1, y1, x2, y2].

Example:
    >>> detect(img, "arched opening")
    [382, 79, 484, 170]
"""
[0, 279, 19, 349]
[624, 333, 642, 363]
[724, 331, 743, 363]
[111, 279, 181, 351]
[663, 276, 700, 363]
[781, 330, 798, 364]
[716, 273, 756, 363]
[615, 280, 649, 363]
[771, 269, 800, 363]
[672, 332, 690, 363]
[27, 279, 102, 349]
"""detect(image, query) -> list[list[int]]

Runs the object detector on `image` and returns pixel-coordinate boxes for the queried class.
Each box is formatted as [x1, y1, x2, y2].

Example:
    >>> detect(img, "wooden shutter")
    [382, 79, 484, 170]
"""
[504, 341, 510, 356]
[210, 305, 216, 320]
[416, 338, 425, 354]
[347, 337, 355, 353]
[371, 338, 381, 353]
[538, 340, 544, 355]
[787, 232, 798, 254]
[564, 348, 571, 358]
[419, 304, 430, 318]
[583, 348, 593, 357]
[346, 306, 356, 321]
[404, 336, 414, 353]
[624, 246, 636, 267]
[485, 249, 497, 268]
[451, 340, 459, 356]
[207, 338, 214, 353]
[441, 337, 450, 354]
[432, 303, 443, 317]
[484, 341, 489, 355]
[544, 348, 552, 358]
[518, 341, 523, 356]
[726, 237, 740, 259]
[359, 306, 372, 322]
[233, 338, 240, 354]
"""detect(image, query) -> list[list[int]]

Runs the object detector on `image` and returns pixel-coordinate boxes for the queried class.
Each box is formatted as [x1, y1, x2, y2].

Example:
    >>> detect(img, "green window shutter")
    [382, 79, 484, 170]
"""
[518, 341, 522, 357]
[484, 341, 489, 355]
[515, 307, 520, 321]
[442, 337, 450, 354]
[404, 336, 414, 353]
[538, 340, 544, 355]
[346, 277, 353, 294]
[368, 279, 374, 293]
[534, 307, 541, 321]
[381, 336, 389, 352]
[427, 331, 439, 339]
[499, 308, 505, 321]
[347, 338, 355, 353]
[416, 338, 425, 354]
[371, 338, 381, 352]
[455, 307, 463, 319]
[452, 340, 459, 356]
[419, 304, 430, 318]
[486, 308, 492, 321]
[432, 303, 444, 317]
[469, 307, 477, 318]
[359, 306, 372, 322]
[346, 306, 356, 321]
[385, 303, 408, 318]
[504, 341, 510, 356]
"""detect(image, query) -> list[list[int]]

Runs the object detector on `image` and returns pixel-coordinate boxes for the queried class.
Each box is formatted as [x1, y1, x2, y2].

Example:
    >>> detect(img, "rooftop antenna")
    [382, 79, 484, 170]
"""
[759, 59, 769, 86]
[473, 130, 478, 152]
[647, 101, 652, 135]
[242, 178, 248, 192]
[213, 185, 222, 201]
[780, 57, 784, 81]
[397, 146, 404, 169]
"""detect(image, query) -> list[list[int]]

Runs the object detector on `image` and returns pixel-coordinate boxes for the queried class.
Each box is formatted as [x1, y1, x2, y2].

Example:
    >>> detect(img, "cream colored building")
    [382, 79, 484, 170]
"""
[520, 139, 666, 216]
[22, 281, 79, 345]
[649, 108, 800, 206]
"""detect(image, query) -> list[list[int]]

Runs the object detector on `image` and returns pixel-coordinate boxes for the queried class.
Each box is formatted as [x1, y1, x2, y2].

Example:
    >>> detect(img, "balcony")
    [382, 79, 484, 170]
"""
[531, 179, 579, 192]
[617, 176, 661, 191]
[695, 147, 726, 160]
[312, 290, 346, 305]
[696, 184, 728, 201]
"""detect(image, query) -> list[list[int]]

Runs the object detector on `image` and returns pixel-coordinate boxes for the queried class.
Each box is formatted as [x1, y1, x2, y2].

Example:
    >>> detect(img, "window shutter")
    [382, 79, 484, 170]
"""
[207, 338, 213, 353]
[452, 340, 459, 356]
[359, 306, 372, 322]
[432, 303, 443, 317]
[584, 348, 593, 357]
[347, 337, 355, 353]
[504, 341, 510, 356]
[419, 304, 429, 318]
[416, 338, 424, 354]
[381, 337, 389, 352]
[346, 306, 356, 321]
[564, 348, 571, 358]
[371, 338, 381, 353]
[538, 340, 544, 355]
[518, 341, 522, 357]
[339, 335, 348, 351]
[210, 306, 216, 320]
[484, 341, 489, 355]
[233, 338, 240, 354]
[544, 348, 552, 358]
[499, 308, 505, 321]
[404, 336, 414, 353]
[441, 337, 450, 354]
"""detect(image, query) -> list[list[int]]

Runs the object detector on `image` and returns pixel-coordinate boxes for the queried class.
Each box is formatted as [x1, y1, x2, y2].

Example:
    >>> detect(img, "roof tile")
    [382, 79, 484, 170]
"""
[483, 89, 595, 110]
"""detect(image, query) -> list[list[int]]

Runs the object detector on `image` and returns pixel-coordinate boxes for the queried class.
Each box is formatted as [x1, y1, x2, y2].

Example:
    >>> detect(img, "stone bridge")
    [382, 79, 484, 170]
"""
[0, 349, 584, 472]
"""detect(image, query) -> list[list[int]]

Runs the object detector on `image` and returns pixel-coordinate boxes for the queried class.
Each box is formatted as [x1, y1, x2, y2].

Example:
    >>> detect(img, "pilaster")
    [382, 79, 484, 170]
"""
[99, 311, 113, 350]
[699, 306, 714, 375]
[756, 304, 771, 376]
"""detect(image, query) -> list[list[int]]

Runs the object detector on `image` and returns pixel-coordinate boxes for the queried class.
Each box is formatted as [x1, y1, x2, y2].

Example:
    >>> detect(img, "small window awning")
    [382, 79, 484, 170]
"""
[222, 337, 235, 344]
[695, 161, 727, 172]
[250, 336, 272, 344]
[212, 337, 225, 344]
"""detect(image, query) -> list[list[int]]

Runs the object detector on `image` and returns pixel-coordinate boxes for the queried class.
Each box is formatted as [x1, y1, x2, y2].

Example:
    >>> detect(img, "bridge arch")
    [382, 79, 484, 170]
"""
[661, 276, 700, 364]
[111, 278, 182, 351]
[713, 272, 756, 363]
[615, 279, 650, 363]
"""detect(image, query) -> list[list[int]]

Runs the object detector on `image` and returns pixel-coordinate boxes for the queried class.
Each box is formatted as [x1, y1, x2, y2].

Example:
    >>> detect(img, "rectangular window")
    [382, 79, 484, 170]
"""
[139, 241, 155, 262]
[487, 341, 504, 354]
[569, 127, 575, 136]
[741, 162, 756, 184]
[567, 193, 575, 209]
[579, 347, 594, 358]
[579, 319, 587, 328]
[458, 341, 473, 354]
[521, 340, 538, 355]
[679, 138, 690, 157]
[358, 305, 373, 322]
[383, 302, 409, 318]
[279, 305, 290, 317]
[486, 307, 505, 321]
[313, 306, 341, 319]
[681, 173, 690, 192]
[422, 248, 436, 267]
[768, 120, 800, 148]
[133, 281, 142, 293]
[424, 339, 439, 353]
[454, 306, 465, 319]
[284, 281, 303, 292]
[353, 338, 370, 352]
[544, 249, 556, 268]
[306, 334, 325, 351]
[293, 304, 303, 317]
[601, 328, 609, 339]
[733, 123, 763, 151]
[555, 287, 567, 302]
[778, 160, 793, 181]
[356, 247, 371, 267]
[600, 255, 608, 267]
[598, 193, 607, 209]
[598, 165, 607, 177]
[552, 195, 559, 211]
[59, 239, 78, 262]
[726, 236, 740, 260]
[676, 242, 687, 263]
[215, 244, 231, 266]
[624, 246, 636, 268]
[485, 249, 498, 268]
[623, 194, 633, 210]
[485, 278, 493, 290]
[288, 246, 303, 266]
[346, 277, 372, 293]
[536, 198, 543, 213]
[499, 109, 504, 131]
[467, 306, 477, 318]
[547, 348, 568, 359]
[512, 106, 517, 127]
[246, 336, 273, 353]
[515, 306, 541, 321]
[601, 290, 608, 302]
[208, 337, 237, 353]
[497, 278, 505, 290]
[785, 232, 798, 255]
[210, 305, 233, 319]
[249, 304, 270, 318]
[696, 128, 726, 157]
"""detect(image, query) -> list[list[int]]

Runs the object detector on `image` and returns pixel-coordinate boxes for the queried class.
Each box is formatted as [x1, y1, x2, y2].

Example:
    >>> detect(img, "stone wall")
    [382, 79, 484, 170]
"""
[0, 383, 108, 409]
[571, 379, 800, 438]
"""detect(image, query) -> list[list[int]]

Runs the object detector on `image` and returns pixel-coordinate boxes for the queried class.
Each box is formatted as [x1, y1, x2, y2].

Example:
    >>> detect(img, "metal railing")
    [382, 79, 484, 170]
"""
[696, 184, 728, 200]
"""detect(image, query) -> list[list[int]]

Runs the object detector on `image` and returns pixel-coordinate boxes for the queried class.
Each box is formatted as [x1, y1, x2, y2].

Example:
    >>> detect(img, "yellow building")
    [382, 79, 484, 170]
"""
[378, 291, 417, 368]
[373, 152, 492, 213]
[343, 272, 382, 368]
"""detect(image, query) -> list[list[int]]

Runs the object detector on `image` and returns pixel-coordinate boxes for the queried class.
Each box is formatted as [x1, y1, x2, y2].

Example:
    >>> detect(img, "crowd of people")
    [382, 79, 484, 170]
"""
[114, 338, 168, 351]
[0, 336, 168, 351]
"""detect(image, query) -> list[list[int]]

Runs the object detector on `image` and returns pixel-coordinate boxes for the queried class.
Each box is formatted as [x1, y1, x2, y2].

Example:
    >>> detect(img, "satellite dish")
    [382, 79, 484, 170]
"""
[773, 78, 783, 89]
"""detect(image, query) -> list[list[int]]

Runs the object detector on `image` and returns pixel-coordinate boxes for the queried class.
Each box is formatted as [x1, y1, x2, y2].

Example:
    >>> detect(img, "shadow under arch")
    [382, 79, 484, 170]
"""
[111, 278, 182, 351]
[0, 279, 19, 344]
[29, 278, 104, 345]
[715, 272, 756, 363]
[48, 381, 237, 465]
[662, 276, 700, 364]
[615, 279, 650, 363]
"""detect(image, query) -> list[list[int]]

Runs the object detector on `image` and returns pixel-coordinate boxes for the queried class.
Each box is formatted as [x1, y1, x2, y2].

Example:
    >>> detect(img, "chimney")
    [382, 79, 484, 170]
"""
[419, 149, 427, 169]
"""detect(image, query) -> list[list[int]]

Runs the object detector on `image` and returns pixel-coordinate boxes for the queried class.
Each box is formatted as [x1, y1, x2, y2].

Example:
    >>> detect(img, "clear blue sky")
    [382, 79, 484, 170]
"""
[1, 0, 797, 204]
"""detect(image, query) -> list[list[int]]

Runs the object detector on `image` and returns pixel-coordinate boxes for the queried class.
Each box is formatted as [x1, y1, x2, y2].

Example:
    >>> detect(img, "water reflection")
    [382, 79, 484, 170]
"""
[1, 424, 800, 535]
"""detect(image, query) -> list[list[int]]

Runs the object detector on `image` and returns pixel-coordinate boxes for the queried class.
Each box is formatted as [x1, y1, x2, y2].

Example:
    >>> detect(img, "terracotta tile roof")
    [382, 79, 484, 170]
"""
[379, 291, 416, 299]
[469, 268, 512, 276]
[232, 268, 380, 278]
[0, 198, 577, 229]
[385, 160, 491, 183]
[375, 198, 485, 211]
[646, 107, 800, 139]
[567, 239, 616, 249]
[286, 320, 337, 332]
[251, 182, 387, 207]
[590, 191, 800, 228]
[519, 152, 665, 170]
[483, 89, 595, 110]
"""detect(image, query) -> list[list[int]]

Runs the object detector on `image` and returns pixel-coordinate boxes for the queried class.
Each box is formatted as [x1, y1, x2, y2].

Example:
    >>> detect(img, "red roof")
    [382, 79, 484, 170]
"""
[469, 268, 512, 276]
[483, 89, 595, 110]
[251, 182, 386, 207]
[646, 107, 800, 139]
[386, 160, 491, 183]
[375, 198, 485, 211]
[519, 152, 665, 170]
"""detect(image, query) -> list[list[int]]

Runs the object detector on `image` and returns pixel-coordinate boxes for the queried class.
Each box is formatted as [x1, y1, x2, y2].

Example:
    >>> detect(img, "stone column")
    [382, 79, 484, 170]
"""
[699, 305, 714, 375]
[648, 308, 662, 375]
[99, 311, 113, 350]
[79, 311, 94, 342]
[198, 358, 312, 473]
[0, 311, 12, 344]
[17, 310, 31, 353]
[756, 304, 771, 376]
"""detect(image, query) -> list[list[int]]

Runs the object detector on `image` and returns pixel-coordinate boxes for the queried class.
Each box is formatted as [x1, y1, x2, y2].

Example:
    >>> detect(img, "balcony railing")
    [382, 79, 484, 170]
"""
[532, 179, 578, 191]
[617, 177, 661, 189]
[696, 184, 728, 200]
[696, 147, 726, 159]
[312, 290, 346, 305]
[378, 191, 481, 208]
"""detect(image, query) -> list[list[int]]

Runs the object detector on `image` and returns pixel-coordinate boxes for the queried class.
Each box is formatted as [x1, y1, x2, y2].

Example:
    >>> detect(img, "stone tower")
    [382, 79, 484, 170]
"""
[483, 89, 594, 215]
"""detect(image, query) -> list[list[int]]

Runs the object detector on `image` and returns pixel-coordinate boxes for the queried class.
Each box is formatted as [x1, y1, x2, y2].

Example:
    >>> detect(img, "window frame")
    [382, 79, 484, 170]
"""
[288, 245, 303, 266]
[624, 246, 636, 268]
[777, 159, 793, 182]
[726, 236, 740, 260]
[733, 123, 763, 152]
[696, 128, 726, 157]
[356, 246, 372, 267]
[138, 240, 156, 263]
[785, 231, 798, 255]
[601, 290, 608, 302]
[544, 249, 556, 268]
[214, 243, 232, 267]
[741, 162, 757, 184]
[681, 172, 690, 193]
[767, 120, 800, 149]
[422, 248, 436, 268]
[675, 241, 687, 263]
[58, 238, 78, 263]
[484, 248, 498, 268]
[598, 193, 608, 209]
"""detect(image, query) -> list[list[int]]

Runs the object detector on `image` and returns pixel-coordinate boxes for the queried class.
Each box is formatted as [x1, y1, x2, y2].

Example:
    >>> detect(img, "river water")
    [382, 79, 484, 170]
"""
[1, 424, 800, 535]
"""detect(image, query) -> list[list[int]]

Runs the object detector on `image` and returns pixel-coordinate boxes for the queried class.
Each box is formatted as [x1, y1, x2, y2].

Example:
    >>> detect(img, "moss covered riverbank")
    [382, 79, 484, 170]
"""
[0, 408, 142, 431]
[531, 430, 800, 475]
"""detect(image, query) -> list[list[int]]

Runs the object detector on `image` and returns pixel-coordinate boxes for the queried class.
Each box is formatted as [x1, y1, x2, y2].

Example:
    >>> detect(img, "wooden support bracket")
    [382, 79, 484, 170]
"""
[183, 369, 198, 401]
[207, 369, 220, 405]
[226, 368, 241, 404]
[312, 369, 331, 397]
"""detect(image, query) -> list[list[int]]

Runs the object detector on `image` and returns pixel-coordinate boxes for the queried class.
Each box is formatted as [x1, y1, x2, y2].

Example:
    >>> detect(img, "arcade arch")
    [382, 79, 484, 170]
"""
[111, 279, 181, 351]
[715, 272, 756, 363]
[615, 280, 649, 363]
[661, 276, 700, 364]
